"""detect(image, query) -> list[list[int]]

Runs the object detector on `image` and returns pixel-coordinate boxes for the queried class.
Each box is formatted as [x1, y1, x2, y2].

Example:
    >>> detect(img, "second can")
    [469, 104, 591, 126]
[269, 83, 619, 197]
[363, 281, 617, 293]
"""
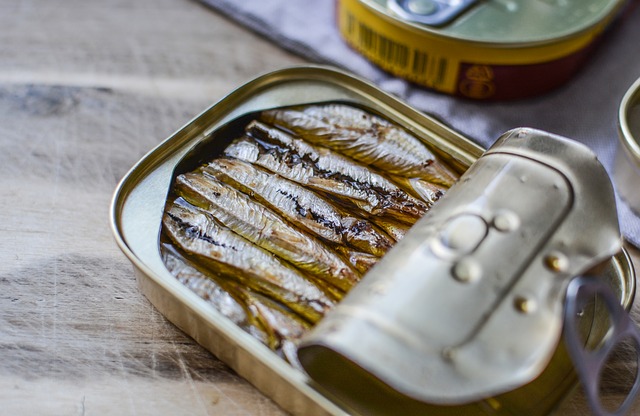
[337, 0, 633, 100]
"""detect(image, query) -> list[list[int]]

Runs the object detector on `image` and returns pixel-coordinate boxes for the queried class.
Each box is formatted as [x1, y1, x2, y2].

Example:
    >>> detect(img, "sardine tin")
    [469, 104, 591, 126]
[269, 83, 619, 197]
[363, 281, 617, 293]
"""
[337, 0, 632, 100]
[616, 76, 640, 215]
[110, 66, 635, 416]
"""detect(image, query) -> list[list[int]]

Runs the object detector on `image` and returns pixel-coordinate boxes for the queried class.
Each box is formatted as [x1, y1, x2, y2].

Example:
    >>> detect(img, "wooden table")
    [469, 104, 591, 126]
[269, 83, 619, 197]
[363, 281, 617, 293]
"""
[1, 1, 638, 415]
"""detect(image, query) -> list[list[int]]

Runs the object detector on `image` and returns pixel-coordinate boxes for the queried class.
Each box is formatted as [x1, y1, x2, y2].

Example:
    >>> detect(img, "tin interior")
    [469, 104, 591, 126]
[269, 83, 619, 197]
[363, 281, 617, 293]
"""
[616, 76, 640, 214]
[110, 66, 635, 416]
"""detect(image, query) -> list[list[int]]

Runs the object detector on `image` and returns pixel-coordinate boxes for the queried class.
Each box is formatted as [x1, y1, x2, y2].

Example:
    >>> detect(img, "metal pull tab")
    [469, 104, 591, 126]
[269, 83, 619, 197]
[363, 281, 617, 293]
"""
[388, 0, 479, 26]
[298, 129, 625, 407]
[564, 276, 640, 416]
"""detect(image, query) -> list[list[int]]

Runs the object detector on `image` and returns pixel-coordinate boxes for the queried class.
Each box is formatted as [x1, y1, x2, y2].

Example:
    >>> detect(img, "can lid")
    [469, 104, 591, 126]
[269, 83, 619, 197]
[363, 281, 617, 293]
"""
[616, 77, 640, 214]
[299, 129, 623, 405]
[388, 0, 479, 26]
[376, 0, 625, 44]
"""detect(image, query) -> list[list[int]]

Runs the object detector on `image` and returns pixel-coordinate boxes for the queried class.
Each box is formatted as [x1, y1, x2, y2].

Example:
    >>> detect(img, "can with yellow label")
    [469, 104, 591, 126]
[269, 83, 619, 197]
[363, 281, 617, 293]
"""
[336, 0, 635, 99]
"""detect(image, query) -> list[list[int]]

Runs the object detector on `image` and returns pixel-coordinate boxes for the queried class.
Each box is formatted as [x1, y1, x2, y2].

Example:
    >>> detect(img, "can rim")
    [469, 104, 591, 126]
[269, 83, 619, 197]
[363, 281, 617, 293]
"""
[618, 247, 637, 312]
[359, 0, 625, 47]
[619, 76, 640, 166]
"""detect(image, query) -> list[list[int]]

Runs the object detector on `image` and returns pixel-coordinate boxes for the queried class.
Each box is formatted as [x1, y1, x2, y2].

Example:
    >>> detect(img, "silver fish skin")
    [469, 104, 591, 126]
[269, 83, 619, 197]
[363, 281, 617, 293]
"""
[280, 339, 303, 370]
[220, 280, 311, 352]
[161, 245, 252, 327]
[336, 248, 379, 275]
[203, 157, 394, 257]
[372, 218, 412, 242]
[163, 242, 311, 354]
[390, 175, 447, 206]
[245, 291, 311, 348]
[260, 104, 458, 186]
[161, 244, 269, 344]
[175, 172, 358, 292]
[224, 137, 377, 213]
[162, 199, 333, 322]
[226, 121, 428, 223]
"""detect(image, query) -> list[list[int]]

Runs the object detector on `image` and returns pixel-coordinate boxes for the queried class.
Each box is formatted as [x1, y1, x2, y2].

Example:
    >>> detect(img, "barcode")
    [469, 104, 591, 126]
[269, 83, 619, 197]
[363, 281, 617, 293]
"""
[346, 13, 448, 87]
[357, 21, 409, 68]
[412, 50, 448, 86]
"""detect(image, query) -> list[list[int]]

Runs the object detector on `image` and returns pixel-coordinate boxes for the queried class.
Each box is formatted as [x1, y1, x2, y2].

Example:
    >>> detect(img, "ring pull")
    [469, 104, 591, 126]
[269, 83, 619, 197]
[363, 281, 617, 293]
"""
[564, 276, 640, 416]
[387, 0, 479, 26]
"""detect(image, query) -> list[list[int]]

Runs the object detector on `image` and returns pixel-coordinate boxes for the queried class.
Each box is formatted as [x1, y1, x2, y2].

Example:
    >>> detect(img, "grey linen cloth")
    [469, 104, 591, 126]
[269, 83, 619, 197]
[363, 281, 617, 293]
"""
[200, 0, 640, 246]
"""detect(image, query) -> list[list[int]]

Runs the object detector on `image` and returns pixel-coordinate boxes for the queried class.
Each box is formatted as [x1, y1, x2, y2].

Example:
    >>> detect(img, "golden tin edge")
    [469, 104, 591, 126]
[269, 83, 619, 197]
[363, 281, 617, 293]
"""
[616, 76, 640, 214]
[619, 76, 640, 163]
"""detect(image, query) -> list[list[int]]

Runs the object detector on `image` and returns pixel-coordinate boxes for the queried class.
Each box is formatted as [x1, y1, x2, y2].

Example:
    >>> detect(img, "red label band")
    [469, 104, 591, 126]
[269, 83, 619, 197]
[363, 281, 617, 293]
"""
[456, 42, 599, 100]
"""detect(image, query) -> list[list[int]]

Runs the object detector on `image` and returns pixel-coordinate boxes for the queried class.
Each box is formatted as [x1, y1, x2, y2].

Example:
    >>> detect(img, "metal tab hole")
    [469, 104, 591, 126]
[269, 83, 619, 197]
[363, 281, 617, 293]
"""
[565, 277, 640, 416]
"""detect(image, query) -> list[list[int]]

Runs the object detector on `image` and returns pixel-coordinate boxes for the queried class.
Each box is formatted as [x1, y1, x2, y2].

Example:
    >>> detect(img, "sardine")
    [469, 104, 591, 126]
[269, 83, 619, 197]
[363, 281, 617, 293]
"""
[175, 172, 358, 292]
[163, 243, 311, 359]
[203, 157, 394, 257]
[244, 291, 311, 350]
[371, 218, 412, 242]
[280, 340, 303, 369]
[161, 244, 270, 345]
[162, 198, 333, 322]
[225, 121, 428, 223]
[336, 248, 380, 275]
[260, 104, 458, 186]
[390, 175, 447, 206]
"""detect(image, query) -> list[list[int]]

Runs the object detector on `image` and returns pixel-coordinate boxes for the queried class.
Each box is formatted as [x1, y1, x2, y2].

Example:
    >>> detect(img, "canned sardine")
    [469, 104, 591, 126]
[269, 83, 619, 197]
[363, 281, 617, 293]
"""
[337, 0, 632, 100]
[110, 66, 635, 416]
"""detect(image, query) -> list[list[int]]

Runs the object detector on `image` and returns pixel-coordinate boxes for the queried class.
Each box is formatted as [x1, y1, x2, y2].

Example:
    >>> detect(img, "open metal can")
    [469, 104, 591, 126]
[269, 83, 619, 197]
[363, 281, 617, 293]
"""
[110, 66, 635, 415]
[336, 0, 634, 100]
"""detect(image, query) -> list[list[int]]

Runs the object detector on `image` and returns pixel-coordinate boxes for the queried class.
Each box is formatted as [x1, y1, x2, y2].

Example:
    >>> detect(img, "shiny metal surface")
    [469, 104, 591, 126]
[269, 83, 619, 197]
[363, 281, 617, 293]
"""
[616, 76, 640, 215]
[564, 276, 640, 416]
[387, 0, 479, 26]
[298, 128, 627, 412]
[374, 0, 625, 43]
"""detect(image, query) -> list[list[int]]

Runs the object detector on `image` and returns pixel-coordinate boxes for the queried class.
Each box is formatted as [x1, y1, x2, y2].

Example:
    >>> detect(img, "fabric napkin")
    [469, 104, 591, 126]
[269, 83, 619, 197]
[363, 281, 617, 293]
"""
[199, 0, 640, 247]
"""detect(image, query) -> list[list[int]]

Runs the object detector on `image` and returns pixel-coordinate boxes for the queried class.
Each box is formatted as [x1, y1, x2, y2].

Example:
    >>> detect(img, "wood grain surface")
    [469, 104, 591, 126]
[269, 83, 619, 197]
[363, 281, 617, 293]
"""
[1, 1, 638, 415]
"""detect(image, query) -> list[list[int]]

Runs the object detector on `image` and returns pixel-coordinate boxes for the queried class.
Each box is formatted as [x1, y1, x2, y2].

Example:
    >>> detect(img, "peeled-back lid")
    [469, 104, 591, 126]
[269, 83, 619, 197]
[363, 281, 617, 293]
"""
[298, 128, 622, 406]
